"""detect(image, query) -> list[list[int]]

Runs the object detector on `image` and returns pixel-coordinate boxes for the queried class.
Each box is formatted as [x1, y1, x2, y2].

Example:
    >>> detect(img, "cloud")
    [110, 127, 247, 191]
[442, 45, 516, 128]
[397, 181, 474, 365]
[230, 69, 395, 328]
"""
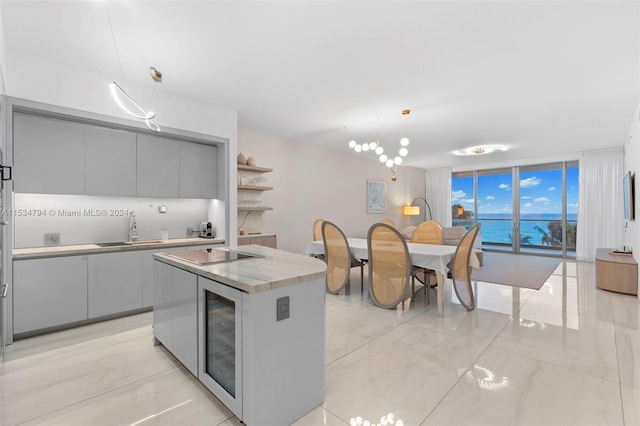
[569, 203, 579, 208]
[461, 198, 475, 205]
[521, 196, 531, 200]
[451, 190, 466, 200]
[548, 186, 556, 191]
[498, 183, 510, 190]
[523, 203, 533, 208]
[520, 177, 542, 188]
[486, 195, 495, 200]
[535, 197, 550, 203]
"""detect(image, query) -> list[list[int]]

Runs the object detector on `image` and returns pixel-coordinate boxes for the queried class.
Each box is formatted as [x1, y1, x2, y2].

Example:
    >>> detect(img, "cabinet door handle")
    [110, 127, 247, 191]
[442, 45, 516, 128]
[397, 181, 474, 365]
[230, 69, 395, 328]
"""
[1, 283, 7, 298]
[0, 165, 12, 181]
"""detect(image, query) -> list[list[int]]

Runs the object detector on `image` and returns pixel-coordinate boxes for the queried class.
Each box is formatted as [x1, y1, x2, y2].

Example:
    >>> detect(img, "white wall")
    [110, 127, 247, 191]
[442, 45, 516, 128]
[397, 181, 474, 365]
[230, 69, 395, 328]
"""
[238, 128, 426, 254]
[3, 51, 239, 245]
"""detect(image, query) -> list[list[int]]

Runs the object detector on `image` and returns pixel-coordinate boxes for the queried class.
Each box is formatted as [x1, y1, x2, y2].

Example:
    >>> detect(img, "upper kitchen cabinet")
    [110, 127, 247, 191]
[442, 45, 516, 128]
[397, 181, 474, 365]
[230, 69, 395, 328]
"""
[85, 125, 137, 196]
[13, 114, 85, 194]
[179, 142, 218, 199]
[136, 134, 180, 198]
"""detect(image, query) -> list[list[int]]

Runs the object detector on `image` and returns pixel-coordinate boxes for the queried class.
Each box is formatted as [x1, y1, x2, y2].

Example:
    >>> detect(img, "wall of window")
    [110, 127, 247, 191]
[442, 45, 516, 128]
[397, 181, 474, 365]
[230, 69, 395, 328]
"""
[452, 161, 578, 258]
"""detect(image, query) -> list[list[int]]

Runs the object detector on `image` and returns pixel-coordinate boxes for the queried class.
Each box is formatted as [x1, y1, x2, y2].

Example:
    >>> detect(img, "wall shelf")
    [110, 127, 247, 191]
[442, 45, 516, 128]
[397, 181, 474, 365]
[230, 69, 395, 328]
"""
[238, 164, 273, 173]
[237, 185, 273, 191]
[238, 207, 273, 211]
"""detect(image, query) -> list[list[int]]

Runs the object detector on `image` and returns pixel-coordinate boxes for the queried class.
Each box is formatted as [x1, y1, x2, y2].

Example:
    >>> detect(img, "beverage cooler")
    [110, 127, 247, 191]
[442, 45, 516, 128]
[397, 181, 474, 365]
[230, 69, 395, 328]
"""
[197, 277, 243, 418]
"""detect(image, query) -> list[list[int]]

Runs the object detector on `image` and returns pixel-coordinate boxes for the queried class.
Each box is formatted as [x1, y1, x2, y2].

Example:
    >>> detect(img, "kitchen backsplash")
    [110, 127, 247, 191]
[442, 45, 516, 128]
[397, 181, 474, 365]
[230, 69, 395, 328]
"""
[13, 193, 224, 248]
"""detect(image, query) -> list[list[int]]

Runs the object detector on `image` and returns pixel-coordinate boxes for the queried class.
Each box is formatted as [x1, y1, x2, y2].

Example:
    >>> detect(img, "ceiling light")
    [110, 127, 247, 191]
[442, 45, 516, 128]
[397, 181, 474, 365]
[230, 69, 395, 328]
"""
[110, 81, 160, 132]
[105, 4, 161, 132]
[347, 111, 412, 180]
[452, 145, 509, 156]
[149, 67, 163, 82]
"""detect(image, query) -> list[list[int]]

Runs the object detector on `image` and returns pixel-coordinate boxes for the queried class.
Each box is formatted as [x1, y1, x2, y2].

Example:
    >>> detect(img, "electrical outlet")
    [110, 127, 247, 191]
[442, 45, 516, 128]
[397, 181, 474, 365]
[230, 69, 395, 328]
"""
[277, 296, 289, 321]
[45, 233, 60, 245]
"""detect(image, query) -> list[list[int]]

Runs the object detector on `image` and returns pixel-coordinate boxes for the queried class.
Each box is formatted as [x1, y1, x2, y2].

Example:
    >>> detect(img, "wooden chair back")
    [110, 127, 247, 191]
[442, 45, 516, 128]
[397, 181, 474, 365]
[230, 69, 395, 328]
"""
[380, 219, 396, 228]
[321, 221, 352, 294]
[410, 220, 444, 244]
[313, 219, 325, 241]
[367, 223, 412, 308]
[449, 223, 481, 311]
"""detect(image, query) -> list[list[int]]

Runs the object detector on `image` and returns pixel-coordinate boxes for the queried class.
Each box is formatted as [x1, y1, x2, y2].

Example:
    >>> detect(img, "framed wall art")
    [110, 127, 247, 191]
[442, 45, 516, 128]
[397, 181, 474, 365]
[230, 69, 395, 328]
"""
[367, 180, 387, 214]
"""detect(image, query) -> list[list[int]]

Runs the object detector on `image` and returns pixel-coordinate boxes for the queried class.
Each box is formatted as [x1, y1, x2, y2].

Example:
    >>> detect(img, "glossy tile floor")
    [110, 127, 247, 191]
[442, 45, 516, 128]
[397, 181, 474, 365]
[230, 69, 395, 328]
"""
[1, 260, 639, 425]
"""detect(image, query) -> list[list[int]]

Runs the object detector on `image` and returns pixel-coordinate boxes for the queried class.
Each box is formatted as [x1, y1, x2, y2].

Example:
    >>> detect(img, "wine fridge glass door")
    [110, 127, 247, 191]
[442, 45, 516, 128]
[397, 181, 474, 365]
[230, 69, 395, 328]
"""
[198, 277, 243, 419]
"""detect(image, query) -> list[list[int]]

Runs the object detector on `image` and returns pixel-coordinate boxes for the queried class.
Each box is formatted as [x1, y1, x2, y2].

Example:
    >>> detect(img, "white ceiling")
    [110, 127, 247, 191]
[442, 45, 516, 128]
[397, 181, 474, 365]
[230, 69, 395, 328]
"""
[2, 1, 639, 169]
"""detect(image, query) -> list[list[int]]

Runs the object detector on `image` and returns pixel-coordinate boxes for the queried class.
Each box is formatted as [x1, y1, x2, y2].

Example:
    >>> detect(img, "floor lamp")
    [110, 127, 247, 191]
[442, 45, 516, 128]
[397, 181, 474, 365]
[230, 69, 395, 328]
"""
[404, 197, 433, 221]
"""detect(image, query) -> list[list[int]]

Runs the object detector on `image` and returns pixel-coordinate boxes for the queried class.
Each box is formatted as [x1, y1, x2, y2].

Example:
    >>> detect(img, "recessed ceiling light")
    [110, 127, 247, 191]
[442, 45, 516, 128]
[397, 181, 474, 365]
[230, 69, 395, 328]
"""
[453, 145, 509, 156]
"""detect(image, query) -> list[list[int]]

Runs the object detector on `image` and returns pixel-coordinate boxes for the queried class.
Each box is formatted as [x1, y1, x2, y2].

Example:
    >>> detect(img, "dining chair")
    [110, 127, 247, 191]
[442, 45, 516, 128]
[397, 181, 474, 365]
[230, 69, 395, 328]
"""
[410, 220, 444, 304]
[447, 223, 481, 311]
[410, 220, 444, 244]
[321, 221, 364, 294]
[380, 219, 397, 228]
[313, 218, 324, 241]
[367, 222, 413, 309]
[312, 219, 326, 260]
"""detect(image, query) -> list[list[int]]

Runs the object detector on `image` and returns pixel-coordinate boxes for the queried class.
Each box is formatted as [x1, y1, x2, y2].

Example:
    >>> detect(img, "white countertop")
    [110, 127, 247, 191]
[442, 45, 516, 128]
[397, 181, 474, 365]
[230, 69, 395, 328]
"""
[153, 245, 327, 294]
[13, 237, 225, 260]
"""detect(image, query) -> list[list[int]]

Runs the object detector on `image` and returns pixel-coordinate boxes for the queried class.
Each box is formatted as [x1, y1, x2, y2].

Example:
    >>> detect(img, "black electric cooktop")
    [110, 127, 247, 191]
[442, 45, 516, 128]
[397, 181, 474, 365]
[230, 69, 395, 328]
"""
[164, 248, 262, 265]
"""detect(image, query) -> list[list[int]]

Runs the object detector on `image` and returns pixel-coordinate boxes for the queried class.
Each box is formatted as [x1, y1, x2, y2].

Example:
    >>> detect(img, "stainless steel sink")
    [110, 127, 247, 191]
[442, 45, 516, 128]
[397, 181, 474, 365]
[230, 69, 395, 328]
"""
[96, 240, 164, 247]
[96, 242, 128, 247]
[125, 240, 163, 245]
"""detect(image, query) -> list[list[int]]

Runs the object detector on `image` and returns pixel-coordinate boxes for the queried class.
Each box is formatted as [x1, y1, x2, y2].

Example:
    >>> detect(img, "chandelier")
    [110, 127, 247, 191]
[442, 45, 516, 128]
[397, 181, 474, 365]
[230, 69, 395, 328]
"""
[347, 112, 411, 169]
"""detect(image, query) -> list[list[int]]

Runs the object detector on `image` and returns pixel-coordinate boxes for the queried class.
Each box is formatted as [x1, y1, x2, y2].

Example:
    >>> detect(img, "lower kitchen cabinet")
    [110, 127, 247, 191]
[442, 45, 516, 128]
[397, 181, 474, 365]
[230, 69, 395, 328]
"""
[13, 256, 88, 334]
[142, 248, 174, 308]
[88, 251, 143, 318]
[153, 260, 198, 375]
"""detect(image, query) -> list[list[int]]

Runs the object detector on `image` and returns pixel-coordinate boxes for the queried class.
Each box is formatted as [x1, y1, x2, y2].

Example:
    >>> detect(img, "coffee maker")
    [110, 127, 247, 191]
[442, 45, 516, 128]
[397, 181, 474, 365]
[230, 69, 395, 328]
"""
[199, 222, 214, 238]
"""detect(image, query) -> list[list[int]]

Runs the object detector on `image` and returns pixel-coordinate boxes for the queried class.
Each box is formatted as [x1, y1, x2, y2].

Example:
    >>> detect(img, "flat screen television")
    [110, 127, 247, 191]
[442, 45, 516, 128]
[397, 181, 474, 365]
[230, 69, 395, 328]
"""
[623, 171, 635, 220]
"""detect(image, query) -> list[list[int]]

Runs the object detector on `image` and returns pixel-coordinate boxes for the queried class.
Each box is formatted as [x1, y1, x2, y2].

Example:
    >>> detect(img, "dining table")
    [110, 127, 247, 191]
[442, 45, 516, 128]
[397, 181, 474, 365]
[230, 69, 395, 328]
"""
[306, 238, 479, 317]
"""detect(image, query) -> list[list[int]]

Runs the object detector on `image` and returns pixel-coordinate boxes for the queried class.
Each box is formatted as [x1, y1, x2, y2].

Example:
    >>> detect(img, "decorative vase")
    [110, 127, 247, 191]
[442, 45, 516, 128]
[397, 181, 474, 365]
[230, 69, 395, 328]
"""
[247, 157, 256, 167]
[237, 153, 246, 165]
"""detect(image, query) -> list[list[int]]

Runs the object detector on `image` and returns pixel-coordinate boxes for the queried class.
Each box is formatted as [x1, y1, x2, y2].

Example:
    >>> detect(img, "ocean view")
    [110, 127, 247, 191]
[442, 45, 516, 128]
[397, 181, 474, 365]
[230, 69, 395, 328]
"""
[454, 213, 578, 246]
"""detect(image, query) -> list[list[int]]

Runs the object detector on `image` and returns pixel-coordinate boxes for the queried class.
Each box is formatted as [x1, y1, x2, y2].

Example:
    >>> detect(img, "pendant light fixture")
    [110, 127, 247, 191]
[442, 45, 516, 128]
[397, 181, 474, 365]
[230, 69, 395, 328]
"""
[347, 111, 411, 177]
[105, 5, 161, 132]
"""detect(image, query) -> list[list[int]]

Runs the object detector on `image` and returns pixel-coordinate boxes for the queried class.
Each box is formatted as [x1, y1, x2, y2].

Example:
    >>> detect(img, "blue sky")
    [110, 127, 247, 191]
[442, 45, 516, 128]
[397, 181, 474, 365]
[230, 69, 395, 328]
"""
[452, 167, 579, 216]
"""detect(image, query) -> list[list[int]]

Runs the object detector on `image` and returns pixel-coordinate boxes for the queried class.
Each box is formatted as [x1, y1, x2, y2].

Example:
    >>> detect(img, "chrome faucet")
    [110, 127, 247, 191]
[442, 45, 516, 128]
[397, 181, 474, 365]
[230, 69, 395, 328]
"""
[128, 211, 138, 242]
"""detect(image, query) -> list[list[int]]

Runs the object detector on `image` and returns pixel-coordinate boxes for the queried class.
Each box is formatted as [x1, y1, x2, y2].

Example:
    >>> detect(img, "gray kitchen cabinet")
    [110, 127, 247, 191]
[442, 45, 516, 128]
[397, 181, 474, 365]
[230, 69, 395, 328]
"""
[136, 134, 180, 197]
[13, 114, 85, 194]
[88, 251, 143, 318]
[153, 260, 198, 375]
[13, 256, 88, 334]
[84, 125, 137, 196]
[142, 247, 185, 308]
[179, 142, 218, 199]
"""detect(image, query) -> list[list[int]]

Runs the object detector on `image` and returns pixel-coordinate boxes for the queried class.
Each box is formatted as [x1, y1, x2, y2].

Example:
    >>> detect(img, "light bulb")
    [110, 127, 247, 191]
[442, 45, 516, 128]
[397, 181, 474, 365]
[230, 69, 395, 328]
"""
[400, 137, 409, 146]
[349, 140, 356, 148]
[394, 156, 403, 165]
[386, 159, 394, 168]
[355, 144, 362, 152]
[375, 147, 384, 155]
[399, 147, 408, 156]
[362, 143, 369, 151]
[379, 154, 388, 163]
[369, 142, 377, 150]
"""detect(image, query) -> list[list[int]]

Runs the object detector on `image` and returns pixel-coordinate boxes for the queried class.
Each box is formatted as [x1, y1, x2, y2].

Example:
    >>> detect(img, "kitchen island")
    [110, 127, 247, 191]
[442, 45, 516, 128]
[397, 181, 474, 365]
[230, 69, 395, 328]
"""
[153, 245, 327, 426]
